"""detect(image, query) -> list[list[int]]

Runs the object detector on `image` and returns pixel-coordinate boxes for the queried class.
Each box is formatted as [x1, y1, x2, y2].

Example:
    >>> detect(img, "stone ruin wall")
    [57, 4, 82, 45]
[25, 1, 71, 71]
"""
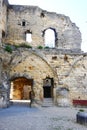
[43, 50, 87, 101]
[0, 48, 87, 107]
[0, 1, 87, 108]
[0, 48, 58, 107]
[0, 0, 8, 43]
[4, 5, 81, 50]
[13, 51, 87, 102]
[9, 49, 56, 101]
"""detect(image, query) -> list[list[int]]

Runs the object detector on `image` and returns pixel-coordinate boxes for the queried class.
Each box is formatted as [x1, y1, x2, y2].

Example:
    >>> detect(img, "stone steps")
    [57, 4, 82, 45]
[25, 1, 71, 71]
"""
[10, 99, 54, 107]
[42, 98, 54, 107]
[10, 100, 31, 107]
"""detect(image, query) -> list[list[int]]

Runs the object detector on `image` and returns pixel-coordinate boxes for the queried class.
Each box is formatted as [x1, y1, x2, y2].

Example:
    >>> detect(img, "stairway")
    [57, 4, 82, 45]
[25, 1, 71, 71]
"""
[10, 100, 31, 107]
[42, 98, 54, 107]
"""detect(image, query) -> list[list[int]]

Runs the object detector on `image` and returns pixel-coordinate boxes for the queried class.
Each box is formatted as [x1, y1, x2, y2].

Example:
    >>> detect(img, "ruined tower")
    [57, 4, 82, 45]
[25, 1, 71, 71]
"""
[4, 4, 81, 51]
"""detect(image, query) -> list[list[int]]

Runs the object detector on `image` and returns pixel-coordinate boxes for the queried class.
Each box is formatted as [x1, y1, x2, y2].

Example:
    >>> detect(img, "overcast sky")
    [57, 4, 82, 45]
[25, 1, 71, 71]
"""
[8, 0, 87, 52]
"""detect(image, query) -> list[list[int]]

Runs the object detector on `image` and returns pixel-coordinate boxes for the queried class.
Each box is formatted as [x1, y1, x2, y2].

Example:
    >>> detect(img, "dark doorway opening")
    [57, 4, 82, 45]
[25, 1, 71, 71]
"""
[43, 78, 54, 98]
[43, 87, 51, 98]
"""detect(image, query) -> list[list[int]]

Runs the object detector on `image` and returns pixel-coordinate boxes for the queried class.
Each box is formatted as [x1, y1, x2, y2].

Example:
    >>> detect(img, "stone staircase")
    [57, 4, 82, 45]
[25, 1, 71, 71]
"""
[10, 100, 31, 107]
[42, 98, 54, 107]
[10, 99, 54, 107]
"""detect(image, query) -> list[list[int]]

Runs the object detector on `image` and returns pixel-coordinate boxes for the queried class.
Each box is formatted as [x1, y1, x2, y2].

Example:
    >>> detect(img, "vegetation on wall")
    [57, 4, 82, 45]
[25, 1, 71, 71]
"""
[4, 43, 51, 53]
[19, 43, 32, 48]
[37, 45, 43, 49]
[44, 46, 50, 49]
[4, 45, 12, 53]
[4, 43, 32, 53]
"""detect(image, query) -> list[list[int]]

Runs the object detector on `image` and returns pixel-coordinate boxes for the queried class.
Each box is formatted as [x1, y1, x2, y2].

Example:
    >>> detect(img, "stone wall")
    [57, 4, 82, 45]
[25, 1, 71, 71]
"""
[0, 0, 8, 43]
[0, 46, 87, 107]
[42, 50, 87, 102]
[4, 5, 81, 50]
[9, 48, 57, 102]
[0, 1, 86, 108]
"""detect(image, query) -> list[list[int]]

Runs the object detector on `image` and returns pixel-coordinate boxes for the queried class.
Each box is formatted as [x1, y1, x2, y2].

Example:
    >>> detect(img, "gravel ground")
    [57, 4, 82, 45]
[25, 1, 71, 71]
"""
[0, 104, 87, 130]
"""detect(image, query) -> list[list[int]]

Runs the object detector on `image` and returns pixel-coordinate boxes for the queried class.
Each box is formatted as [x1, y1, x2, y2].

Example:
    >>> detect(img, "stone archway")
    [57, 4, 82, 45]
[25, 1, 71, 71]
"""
[9, 49, 58, 106]
[0, 49, 58, 108]
[10, 77, 33, 100]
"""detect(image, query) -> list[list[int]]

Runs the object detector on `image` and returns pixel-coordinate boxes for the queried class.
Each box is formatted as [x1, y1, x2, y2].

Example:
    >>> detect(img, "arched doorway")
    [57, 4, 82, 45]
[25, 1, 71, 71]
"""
[43, 77, 54, 98]
[8, 50, 58, 107]
[10, 77, 33, 100]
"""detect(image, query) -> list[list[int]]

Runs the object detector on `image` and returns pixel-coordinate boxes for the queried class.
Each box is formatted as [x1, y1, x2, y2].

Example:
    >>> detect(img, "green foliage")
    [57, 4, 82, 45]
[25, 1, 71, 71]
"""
[20, 43, 32, 48]
[79, 109, 84, 112]
[5, 45, 12, 53]
[37, 45, 43, 49]
[44, 46, 50, 49]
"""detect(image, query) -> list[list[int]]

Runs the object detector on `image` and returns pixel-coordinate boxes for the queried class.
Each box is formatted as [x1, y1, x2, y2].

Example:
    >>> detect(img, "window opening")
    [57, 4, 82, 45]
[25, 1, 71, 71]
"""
[2, 30, 5, 38]
[22, 20, 26, 26]
[26, 33, 32, 43]
[26, 30, 32, 43]
[40, 12, 45, 18]
[44, 29, 55, 48]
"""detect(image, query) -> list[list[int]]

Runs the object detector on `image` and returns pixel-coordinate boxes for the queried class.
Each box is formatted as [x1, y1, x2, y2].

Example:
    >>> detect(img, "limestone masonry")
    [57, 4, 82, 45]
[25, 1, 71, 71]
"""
[0, 0, 87, 108]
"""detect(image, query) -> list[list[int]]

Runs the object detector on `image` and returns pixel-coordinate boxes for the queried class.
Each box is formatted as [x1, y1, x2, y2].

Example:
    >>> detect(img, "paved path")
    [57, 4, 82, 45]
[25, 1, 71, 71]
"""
[0, 104, 87, 130]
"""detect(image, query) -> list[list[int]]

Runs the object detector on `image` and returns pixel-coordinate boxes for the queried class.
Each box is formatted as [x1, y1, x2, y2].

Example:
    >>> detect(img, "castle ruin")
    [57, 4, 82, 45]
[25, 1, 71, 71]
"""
[0, 0, 87, 108]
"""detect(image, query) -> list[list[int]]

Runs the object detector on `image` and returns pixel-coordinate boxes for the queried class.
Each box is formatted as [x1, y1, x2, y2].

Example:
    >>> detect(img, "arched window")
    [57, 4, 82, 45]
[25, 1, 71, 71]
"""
[25, 30, 32, 43]
[44, 29, 55, 48]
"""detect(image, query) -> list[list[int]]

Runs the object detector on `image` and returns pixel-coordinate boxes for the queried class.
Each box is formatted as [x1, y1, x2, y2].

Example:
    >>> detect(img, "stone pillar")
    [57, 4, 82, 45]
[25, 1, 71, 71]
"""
[32, 80, 43, 107]
[0, 71, 10, 108]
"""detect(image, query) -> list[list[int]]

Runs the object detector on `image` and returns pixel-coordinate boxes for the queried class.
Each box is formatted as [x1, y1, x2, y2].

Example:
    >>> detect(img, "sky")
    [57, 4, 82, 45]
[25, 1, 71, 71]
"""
[8, 0, 87, 52]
